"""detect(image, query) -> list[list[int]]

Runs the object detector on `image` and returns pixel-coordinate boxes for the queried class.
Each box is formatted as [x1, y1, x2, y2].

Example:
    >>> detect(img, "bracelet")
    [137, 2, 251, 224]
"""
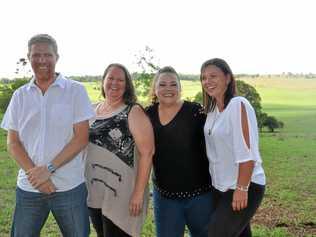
[47, 162, 57, 174]
[236, 184, 249, 192]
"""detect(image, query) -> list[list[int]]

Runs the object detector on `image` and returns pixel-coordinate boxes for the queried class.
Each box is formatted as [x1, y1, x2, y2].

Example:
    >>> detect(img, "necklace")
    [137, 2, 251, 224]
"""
[208, 110, 220, 136]
[97, 100, 124, 116]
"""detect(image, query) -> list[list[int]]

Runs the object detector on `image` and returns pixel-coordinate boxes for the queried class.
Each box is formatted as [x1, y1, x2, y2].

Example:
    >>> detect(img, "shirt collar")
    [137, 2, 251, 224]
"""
[27, 73, 66, 90]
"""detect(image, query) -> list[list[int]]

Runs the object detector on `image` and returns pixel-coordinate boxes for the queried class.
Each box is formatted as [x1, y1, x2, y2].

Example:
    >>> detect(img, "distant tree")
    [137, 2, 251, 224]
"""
[257, 112, 268, 132]
[69, 75, 101, 82]
[0, 78, 11, 84]
[0, 79, 29, 112]
[135, 46, 160, 72]
[15, 58, 31, 77]
[192, 80, 262, 118]
[193, 91, 203, 104]
[192, 80, 284, 132]
[133, 46, 160, 98]
[0, 57, 31, 113]
[278, 121, 284, 129]
[132, 72, 154, 98]
[179, 74, 199, 81]
[263, 116, 283, 132]
[236, 80, 262, 119]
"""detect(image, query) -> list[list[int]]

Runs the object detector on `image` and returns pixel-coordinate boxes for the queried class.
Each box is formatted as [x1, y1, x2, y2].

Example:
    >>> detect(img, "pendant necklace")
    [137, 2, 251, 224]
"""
[208, 109, 220, 136]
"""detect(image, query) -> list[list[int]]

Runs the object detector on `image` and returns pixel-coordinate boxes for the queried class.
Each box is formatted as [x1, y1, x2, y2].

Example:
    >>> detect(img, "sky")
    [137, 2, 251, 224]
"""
[1, 0, 316, 78]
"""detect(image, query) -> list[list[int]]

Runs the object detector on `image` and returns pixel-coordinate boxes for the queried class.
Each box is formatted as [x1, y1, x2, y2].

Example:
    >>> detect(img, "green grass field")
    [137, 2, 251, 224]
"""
[0, 77, 315, 236]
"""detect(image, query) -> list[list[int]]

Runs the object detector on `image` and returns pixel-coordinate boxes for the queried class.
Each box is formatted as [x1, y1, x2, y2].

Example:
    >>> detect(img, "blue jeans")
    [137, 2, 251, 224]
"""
[153, 188, 214, 237]
[11, 183, 90, 237]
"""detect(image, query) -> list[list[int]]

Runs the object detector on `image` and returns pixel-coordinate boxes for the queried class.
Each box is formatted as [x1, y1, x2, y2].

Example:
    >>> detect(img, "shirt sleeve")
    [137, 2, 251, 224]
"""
[230, 97, 259, 163]
[192, 102, 206, 126]
[73, 84, 95, 124]
[191, 102, 207, 147]
[0, 90, 19, 131]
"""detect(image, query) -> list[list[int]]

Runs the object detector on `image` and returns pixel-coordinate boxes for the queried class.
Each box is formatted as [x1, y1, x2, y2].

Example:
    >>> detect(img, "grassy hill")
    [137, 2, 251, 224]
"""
[0, 77, 315, 236]
[239, 78, 316, 237]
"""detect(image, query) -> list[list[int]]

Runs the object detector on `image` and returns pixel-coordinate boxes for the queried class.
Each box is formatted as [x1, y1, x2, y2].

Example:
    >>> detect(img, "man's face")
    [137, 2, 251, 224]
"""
[28, 42, 58, 81]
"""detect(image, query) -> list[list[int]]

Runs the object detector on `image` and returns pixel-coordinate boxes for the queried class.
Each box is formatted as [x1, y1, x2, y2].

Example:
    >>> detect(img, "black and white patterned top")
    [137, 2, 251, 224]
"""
[89, 105, 134, 167]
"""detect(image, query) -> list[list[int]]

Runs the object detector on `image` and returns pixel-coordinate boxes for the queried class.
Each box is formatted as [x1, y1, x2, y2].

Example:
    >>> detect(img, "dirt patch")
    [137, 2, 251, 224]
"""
[252, 199, 316, 237]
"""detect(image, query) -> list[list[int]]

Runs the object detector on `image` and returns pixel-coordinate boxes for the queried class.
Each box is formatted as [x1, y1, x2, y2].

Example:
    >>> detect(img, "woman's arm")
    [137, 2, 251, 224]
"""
[232, 102, 255, 211]
[128, 105, 155, 216]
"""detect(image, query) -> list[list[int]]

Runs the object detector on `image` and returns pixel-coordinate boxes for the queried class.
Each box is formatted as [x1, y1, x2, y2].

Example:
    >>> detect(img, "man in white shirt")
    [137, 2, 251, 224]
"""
[1, 34, 95, 237]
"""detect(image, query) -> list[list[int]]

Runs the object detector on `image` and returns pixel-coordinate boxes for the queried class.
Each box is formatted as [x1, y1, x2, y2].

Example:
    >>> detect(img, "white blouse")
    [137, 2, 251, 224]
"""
[204, 96, 266, 192]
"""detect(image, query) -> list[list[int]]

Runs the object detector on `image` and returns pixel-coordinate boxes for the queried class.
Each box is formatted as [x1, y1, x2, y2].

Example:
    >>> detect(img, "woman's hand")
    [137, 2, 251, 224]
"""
[232, 189, 248, 211]
[129, 191, 144, 216]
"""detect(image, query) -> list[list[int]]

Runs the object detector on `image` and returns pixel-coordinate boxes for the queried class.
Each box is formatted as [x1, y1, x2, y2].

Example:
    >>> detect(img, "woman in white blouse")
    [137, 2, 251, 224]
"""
[200, 58, 266, 237]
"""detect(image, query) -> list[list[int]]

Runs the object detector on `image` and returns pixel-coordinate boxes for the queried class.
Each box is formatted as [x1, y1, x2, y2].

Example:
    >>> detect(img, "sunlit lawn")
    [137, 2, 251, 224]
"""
[0, 77, 315, 236]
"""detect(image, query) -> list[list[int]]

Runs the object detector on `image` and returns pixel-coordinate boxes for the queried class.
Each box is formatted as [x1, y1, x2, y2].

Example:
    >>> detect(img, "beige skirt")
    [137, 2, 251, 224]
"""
[85, 143, 149, 237]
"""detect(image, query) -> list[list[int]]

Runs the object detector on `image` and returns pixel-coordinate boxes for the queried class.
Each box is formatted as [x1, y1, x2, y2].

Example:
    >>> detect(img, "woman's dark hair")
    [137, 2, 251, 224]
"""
[149, 66, 181, 104]
[200, 58, 237, 113]
[101, 63, 137, 104]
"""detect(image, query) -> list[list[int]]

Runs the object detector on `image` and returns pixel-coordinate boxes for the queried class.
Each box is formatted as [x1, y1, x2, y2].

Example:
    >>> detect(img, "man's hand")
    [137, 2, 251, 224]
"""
[27, 165, 51, 188]
[37, 179, 56, 194]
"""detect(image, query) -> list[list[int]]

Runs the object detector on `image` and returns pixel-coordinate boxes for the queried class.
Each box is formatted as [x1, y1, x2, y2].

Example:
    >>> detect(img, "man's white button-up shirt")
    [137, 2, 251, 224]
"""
[1, 74, 95, 192]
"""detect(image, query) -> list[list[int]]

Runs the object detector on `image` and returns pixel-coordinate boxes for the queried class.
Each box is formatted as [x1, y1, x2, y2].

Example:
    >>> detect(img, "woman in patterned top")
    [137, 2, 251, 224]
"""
[146, 66, 213, 237]
[85, 63, 154, 237]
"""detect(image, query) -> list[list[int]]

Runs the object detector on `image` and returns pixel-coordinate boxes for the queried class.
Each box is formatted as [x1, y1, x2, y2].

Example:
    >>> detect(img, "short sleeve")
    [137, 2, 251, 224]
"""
[230, 97, 259, 163]
[191, 102, 206, 128]
[144, 104, 156, 123]
[0, 90, 20, 131]
[73, 84, 95, 124]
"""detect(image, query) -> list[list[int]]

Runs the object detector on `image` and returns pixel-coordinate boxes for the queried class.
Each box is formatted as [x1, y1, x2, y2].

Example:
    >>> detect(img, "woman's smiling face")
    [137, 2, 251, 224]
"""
[155, 73, 181, 106]
[201, 64, 230, 100]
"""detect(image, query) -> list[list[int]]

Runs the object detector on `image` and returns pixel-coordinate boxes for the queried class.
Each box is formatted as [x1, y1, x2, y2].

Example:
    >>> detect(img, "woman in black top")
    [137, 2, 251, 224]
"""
[146, 66, 213, 237]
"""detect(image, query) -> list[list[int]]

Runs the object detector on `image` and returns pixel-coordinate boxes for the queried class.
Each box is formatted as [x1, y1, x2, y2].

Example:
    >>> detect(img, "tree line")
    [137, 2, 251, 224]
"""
[0, 48, 285, 132]
[0, 75, 284, 133]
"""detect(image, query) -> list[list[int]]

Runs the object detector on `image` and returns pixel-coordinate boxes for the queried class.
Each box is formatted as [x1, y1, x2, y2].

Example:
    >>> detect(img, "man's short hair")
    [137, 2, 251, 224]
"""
[28, 34, 58, 55]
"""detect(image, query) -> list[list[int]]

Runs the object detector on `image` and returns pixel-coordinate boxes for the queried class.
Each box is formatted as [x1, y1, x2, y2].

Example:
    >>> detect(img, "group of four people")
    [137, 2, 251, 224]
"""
[1, 33, 265, 237]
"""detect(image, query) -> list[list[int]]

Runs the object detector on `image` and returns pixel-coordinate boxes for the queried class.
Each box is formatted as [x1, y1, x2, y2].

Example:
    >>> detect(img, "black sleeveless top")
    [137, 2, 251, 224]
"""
[146, 101, 212, 199]
[89, 105, 135, 167]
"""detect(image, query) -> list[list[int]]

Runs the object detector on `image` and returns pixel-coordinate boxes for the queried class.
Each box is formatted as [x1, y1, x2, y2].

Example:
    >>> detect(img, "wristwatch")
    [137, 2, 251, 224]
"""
[47, 162, 57, 174]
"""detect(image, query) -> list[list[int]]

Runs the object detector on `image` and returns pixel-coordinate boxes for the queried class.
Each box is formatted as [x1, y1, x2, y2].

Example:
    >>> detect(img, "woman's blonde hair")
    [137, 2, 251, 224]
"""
[149, 66, 181, 104]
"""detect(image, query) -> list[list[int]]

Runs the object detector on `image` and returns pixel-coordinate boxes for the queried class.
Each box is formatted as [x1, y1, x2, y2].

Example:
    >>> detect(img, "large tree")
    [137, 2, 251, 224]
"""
[193, 80, 284, 132]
